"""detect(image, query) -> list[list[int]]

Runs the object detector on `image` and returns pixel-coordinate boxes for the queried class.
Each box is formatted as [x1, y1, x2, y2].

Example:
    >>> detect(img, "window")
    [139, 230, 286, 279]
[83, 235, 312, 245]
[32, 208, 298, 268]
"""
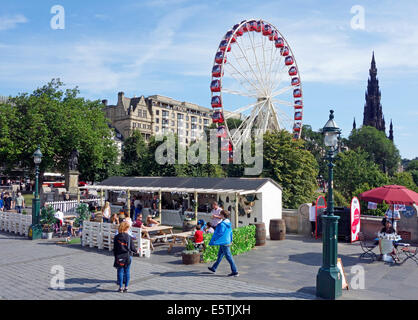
[199, 118, 202, 123]
[155, 126, 159, 132]
[178, 121, 183, 128]
[143, 110, 147, 118]
[177, 113, 184, 120]
[199, 125, 202, 130]
[186, 123, 189, 129]
[191, 116, 197, 123]
[186, 131, 189, 136]
[191, 124, 197, 129]
[171, 120, 175, 126]
[186, 116, 189, 121]
[156, 118, 159, 124]
[162, 110, 169, 117]
[172, 112, 175, 118]
[204, 119, 209, 125]
[156, 110, 159, 115]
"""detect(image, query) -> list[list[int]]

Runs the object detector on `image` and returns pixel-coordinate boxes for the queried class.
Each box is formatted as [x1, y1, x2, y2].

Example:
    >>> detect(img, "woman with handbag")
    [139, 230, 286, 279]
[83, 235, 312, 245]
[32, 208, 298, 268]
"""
[113, 221, 138, 292]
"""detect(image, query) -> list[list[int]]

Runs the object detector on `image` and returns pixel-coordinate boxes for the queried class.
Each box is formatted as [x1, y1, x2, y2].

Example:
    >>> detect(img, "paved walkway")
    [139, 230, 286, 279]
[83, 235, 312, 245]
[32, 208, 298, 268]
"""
[0, 231, 417, 300]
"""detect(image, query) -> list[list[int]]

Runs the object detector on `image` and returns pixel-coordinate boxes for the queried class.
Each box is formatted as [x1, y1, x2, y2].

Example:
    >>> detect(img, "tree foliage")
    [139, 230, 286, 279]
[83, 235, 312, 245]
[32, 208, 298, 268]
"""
[262, 130, 318, 208]
[0, 79, 118, 182]
[334, 149, 389, 200]
[348, 126, 401, 175]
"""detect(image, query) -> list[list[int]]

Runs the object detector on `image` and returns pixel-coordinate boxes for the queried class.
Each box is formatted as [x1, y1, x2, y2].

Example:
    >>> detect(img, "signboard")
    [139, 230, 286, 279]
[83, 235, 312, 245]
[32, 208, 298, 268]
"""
[337, 258, 349, 290]
[350, 197, 361, 243]
[315, 196, 327, 239]
[402, 205, 417, 219]
[367, 202, 377, 210]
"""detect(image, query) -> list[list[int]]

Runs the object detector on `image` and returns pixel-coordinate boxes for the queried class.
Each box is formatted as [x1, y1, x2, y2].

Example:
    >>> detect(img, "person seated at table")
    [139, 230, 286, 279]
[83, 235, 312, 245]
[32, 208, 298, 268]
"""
[204, 222, 214, 234]
[111, 213, 120, 225]
[146, 215, 159, 227]
[133, 214, 146, 229]
[194, 225, 204, 250]
[378, 220, 399, 262]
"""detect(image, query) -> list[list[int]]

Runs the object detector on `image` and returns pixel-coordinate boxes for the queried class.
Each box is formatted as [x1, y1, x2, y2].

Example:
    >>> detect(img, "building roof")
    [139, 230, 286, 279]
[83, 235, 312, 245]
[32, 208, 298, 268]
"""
[85, 176, 282, 194]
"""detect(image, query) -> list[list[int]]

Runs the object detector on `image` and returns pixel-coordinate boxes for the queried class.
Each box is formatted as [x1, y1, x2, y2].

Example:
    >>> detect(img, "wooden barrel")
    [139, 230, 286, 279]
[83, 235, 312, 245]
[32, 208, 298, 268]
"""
[252, 222, 266, 246]
[269, 219, 286, 240]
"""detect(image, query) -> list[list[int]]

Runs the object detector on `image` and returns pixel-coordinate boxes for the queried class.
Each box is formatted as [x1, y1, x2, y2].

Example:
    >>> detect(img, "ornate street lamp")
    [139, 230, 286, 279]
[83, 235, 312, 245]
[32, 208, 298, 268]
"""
[316, 110, 342, 300]
[28, 146, 43, 240]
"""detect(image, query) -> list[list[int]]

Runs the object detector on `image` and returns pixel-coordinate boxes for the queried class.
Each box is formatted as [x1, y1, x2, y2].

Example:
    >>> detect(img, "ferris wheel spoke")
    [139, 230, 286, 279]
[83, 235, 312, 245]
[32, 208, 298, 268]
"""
[266, 38, 277, 90]
[225, 100, 265, 119]
[272, 98, 294, 108]
[232, 101, 265, 144]
[222, 88, 258, 98]
[233, 35, 266, 94]
[271, 85, 294, 98]
[224, 61, 263, 95]
[247, 31, 269, 96]
[224, 68, 260, 96]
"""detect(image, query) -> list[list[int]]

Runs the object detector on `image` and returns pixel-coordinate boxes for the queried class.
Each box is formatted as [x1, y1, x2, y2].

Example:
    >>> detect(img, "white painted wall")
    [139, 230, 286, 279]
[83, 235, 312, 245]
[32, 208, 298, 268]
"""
[258, 181, 282, 237]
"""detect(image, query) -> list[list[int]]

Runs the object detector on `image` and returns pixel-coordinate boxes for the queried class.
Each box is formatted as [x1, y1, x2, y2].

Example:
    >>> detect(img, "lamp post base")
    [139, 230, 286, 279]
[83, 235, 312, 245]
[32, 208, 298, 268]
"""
[316, 266, 342, 300]
[28, 224, 43, 240]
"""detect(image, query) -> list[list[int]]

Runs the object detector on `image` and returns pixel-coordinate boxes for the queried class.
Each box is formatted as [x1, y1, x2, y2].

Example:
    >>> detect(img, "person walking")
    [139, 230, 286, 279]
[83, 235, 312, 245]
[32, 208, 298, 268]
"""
[385, 204, 401, 232]
[113, 221, 137, 293]
[207, 210, 239, 277]
[309, 201, 316, 237]
[14, 192, 25, 213]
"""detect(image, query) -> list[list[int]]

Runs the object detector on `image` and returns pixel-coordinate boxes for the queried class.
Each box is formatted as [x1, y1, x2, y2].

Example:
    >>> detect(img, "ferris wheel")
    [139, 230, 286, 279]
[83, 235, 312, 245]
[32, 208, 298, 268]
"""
[210, 19, 303, 155]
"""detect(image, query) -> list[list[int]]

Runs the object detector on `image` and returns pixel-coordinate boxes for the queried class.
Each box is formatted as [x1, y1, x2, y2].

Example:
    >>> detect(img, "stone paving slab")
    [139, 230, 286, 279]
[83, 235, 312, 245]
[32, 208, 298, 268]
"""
[1, 231, 417, 300]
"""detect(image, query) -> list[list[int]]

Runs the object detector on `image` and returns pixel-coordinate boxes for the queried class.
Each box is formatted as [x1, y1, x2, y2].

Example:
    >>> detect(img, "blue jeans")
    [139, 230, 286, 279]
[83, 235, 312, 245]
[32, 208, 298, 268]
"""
[117, 257, 132, 288]
[211, 245, 237, 273]
[103, 217, 109, 223]
[15, 206, 22, 213]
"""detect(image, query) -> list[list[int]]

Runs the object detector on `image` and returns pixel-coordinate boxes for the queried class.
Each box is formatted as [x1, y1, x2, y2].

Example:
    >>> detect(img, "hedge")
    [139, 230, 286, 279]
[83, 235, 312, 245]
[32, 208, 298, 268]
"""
[202, 224, 256, 262]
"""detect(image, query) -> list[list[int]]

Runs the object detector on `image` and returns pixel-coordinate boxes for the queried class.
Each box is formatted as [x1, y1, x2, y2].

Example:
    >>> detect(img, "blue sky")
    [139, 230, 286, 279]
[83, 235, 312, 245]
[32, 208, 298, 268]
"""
[0, 0, 417, 159]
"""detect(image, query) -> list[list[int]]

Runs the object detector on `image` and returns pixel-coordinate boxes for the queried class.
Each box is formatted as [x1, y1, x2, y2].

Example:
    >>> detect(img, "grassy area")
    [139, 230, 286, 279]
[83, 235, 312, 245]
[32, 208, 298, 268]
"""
[23, 193, 34, 205]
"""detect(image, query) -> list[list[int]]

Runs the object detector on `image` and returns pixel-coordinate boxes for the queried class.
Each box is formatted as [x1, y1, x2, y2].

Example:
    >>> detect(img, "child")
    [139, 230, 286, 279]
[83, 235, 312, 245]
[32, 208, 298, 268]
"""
[194, 225, 204, 250]
[204, 222, 214, 234]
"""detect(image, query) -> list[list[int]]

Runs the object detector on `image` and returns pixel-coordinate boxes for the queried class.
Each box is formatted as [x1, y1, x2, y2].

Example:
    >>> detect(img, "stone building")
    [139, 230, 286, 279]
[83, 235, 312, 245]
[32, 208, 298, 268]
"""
[103, 92, 213, 145]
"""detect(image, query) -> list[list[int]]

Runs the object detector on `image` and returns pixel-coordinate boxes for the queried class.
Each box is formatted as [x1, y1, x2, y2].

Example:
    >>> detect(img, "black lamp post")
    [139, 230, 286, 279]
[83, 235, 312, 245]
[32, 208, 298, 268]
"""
[28, 146, 43, 240]
[316, 110, 342, 300]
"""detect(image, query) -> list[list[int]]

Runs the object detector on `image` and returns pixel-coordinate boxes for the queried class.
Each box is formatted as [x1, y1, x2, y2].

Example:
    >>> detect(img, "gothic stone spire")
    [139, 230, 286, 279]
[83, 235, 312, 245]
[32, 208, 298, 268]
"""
[363, 52, 385, 132]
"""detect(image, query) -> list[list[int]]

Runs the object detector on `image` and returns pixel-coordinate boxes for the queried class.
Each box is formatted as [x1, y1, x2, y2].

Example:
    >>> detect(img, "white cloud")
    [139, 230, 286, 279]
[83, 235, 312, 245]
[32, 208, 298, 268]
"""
[0, 14, 28, 31]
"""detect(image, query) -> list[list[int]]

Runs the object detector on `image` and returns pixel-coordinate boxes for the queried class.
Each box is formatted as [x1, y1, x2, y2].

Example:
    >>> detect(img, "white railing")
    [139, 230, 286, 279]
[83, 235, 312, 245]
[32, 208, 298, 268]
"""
[44, 198, 103, 215]
[0, 212, 32, 236]
[81, 221, 151, 257]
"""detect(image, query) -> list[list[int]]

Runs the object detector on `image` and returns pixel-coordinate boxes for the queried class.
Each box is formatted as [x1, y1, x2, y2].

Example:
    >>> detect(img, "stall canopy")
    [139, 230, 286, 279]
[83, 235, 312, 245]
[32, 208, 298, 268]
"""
[83, 176, 282, 195]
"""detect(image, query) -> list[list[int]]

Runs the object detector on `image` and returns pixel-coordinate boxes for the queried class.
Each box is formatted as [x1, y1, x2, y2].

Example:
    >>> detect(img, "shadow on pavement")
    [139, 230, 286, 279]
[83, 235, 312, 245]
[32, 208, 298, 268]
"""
[288, 252, 372, 267]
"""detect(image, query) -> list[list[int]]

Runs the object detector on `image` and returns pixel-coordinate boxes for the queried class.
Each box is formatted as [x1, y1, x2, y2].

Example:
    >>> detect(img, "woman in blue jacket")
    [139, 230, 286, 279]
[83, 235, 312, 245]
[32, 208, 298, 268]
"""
[207, 210, 239, 277]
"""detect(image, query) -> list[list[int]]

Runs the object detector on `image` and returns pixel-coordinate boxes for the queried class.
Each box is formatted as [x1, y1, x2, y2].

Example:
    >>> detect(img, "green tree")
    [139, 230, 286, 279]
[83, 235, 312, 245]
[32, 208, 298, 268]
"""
[405, 159, 418, 186]
[0, 79, 118, 182]
[262, 130, 319, 208]
[334, 149, 389, 200]
[390, 171, 418, 192]
[301, 124, 326, 179]
[121, 130, 149, 176]
[348, 126, 401, 175]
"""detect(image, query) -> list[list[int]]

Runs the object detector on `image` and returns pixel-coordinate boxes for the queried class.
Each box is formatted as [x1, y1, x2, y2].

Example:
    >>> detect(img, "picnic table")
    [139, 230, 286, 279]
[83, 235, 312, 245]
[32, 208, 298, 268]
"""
[141, 225, 174, 250]
[167, 231, 194, 253]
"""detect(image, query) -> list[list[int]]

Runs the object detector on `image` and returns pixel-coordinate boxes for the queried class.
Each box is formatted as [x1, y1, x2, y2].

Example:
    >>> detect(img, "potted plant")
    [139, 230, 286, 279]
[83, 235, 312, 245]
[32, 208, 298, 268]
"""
[40, 205, 56, 239]
[181, 240, 201, 265]
[74, 203, 91, 244]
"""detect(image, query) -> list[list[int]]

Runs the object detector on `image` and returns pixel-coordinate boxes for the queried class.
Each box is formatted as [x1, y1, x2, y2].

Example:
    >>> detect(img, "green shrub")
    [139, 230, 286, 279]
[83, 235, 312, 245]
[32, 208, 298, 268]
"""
[202, 225, 256, 263]
[74, 203, 90, 227]
[40, 205, 56, 232]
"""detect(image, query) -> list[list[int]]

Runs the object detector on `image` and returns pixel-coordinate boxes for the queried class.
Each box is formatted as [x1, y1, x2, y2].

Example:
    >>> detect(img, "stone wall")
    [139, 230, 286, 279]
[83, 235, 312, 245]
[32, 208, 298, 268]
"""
[282, 203, 418, 244]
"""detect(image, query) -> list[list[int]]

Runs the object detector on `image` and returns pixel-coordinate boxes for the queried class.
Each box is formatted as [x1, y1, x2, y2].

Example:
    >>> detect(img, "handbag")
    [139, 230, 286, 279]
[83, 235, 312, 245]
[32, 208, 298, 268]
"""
[113, 236, 131, 268]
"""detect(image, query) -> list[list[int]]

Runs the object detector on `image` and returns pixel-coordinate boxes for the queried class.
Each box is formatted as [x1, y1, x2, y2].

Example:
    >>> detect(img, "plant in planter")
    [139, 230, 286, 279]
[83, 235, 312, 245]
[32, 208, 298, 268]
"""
[22, 209, 27, 215]
[40, 205, 56, 239]
[181, 240, 201, 265]
[74, 203, 91, 242]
